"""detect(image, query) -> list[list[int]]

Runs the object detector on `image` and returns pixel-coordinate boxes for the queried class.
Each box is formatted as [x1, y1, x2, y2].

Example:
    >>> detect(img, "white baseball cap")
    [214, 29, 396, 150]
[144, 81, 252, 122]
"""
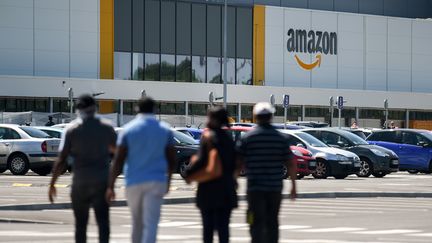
[253, 102, 276, 116]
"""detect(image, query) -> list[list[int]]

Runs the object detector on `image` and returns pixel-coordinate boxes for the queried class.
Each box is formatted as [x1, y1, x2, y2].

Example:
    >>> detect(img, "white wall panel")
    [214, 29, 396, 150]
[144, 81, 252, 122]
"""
[387, 18, 411, 91]
[365, 16, 387, 90]
[265, 7, 284, 86]
[34, 50, 69, 77]
[70, 52, 98, 78]
[0, 50, 33, 75]
[311, 11, 337, 89]
[411, 20, 432, 92]
[337, 14, 364, 89]
[0, 5, 33, 29]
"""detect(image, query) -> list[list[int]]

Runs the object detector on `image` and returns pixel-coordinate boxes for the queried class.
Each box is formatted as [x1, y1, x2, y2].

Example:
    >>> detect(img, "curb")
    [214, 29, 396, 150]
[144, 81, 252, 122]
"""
[0, 192, 431, 211]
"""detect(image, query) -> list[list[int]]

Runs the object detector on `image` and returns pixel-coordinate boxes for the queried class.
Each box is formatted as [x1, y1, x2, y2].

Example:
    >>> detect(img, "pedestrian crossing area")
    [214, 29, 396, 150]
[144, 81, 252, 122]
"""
[0, 198, 431, 243]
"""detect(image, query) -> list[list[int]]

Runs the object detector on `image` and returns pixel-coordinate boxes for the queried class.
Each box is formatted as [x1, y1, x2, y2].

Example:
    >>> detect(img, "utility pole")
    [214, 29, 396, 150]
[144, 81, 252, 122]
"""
[68, 88, 74, 117]
[222, 0, 228, 108]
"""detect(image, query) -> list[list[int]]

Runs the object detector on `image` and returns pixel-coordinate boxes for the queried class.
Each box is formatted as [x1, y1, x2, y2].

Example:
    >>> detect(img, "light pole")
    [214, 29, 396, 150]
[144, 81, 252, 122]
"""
[68, 88, 74, 117]
[222, 0, 227, 108]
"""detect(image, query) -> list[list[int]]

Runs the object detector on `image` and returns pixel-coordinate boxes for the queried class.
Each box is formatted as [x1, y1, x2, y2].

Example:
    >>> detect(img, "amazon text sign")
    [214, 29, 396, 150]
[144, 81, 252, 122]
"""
[287, 29, 337, 70]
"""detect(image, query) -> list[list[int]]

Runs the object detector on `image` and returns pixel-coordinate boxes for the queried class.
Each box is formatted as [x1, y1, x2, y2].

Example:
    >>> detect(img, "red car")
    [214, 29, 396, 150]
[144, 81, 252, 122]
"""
[225, 126, 316, 179]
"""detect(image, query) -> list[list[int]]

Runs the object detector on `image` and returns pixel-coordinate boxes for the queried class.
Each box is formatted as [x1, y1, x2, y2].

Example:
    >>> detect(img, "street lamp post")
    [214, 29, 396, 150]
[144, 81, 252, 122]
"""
[223, 0, 227, 108]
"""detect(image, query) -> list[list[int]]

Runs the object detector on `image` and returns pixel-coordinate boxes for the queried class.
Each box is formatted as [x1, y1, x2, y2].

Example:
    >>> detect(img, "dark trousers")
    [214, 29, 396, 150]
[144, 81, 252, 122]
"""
[71, 181, 110, 243]
[247, 191, 282, 243]
[200, 207, 232, 243]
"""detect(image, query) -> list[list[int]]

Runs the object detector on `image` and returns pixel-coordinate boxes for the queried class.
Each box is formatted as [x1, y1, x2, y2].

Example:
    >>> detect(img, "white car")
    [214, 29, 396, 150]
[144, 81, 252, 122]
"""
[0, 124, 60, 175]
[33, 126, 64, 139]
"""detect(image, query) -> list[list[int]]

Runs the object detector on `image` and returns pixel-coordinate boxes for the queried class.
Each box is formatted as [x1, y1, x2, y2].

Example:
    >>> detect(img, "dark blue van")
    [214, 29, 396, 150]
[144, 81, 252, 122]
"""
[367, 129, 432, 174]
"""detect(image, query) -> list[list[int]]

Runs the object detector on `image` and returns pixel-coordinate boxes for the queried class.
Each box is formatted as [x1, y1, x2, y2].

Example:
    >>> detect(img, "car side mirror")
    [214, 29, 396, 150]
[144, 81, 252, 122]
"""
[296, 143, 305, 148]
[337, 141, 346, 147]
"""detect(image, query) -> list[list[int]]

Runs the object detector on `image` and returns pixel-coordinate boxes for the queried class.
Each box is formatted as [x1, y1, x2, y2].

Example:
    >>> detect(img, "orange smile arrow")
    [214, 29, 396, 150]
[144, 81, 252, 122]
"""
[294, 54, 322, 70]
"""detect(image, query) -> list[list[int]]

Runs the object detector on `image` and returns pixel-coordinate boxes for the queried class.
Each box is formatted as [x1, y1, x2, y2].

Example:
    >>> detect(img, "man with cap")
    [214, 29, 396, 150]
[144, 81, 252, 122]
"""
[45, 115, 55, 126]
[49, 94, 117, 243]
[237, 102, 297, 243]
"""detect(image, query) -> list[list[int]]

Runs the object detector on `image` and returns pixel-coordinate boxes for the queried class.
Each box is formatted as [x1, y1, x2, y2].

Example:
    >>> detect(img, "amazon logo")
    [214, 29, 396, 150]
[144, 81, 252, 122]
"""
[287, 29, 337, 70]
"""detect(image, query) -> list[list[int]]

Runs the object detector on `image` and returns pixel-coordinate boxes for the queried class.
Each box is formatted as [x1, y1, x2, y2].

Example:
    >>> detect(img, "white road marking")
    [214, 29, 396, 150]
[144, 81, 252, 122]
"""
[352, 229, 422, 235]
[158, 221, 199, 227]
[295, 227, 366, 233]
[406, 233, 432, 237]
[279, 225, 312, 230]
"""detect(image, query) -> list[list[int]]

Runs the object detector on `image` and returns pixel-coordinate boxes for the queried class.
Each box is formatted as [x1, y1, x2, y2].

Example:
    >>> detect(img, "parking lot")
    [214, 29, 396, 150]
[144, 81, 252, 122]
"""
[0, 172, 431, 243]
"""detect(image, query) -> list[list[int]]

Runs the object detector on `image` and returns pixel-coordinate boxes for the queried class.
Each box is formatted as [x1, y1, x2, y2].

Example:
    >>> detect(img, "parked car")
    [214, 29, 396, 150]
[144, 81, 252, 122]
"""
[226, 126, 316, 179]
[367, 129, 432, 174]
[288, 121, 329, 128]
[33, 126, 63, 139]
[341, 128, 368, 140]
[174, 127, 203, 143]
[303, 128, 399, 178]
[280, 130, 361, 179]
[0, 124, 60, 175]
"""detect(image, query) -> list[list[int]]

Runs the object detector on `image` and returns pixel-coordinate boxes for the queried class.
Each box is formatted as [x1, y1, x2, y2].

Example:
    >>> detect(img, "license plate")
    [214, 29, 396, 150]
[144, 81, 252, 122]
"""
[392, 160, 399, 165]
[309, 161, 316, 167]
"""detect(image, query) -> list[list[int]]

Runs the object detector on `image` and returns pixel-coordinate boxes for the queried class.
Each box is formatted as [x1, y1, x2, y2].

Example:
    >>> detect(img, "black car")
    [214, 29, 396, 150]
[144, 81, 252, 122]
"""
[341, 128, 367, 140]
[288, 121, 329, 128]
[172, 130, 199, 177]
[303, 128, 399, 177]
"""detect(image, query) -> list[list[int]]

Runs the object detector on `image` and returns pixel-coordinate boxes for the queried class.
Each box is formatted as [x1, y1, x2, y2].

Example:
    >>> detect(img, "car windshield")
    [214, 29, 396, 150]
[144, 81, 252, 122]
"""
[41, 129, 62, 138]
[341, 130, 369, 145]
[420, 132, 432, 142]
[20, 127, 51, 138]
[351, 130, 367, 140]
[295, 132, 328, 147]
[173, 130, 199, 146]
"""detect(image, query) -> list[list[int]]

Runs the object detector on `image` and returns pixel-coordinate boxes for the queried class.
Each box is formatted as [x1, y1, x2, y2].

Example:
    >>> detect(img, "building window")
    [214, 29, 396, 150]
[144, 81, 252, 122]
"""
[158, 102, 185, 115]
[192, 56, 206, 83]
[176, 55, 191, 82]
[132, 53, 144, 80]
[241, 105, 253, 122]
[35, 99, 48, 112]
[53, 99, 70, 113]
[236, 58, 252, 85]
[114, 52, 131, 80]
[144, 53, 160, 81]
[207, 57, 221, 84]
[160, 54, 175, 81]
[189, 103, 208, 116]
[222, 58, 236, 84]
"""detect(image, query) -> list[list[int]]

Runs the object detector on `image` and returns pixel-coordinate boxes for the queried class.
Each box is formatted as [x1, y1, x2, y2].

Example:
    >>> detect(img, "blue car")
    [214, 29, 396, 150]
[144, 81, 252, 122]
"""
[174, 127, 202, 143]
[367, 129, 432, 174]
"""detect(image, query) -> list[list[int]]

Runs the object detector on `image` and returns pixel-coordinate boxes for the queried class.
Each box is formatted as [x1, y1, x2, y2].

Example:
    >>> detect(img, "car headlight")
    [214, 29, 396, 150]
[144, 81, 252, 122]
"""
[353, 156, 360, 161]
[371, 149, 387, 157]
[292, 149, 303, 157]
[336, 154, 348, 161]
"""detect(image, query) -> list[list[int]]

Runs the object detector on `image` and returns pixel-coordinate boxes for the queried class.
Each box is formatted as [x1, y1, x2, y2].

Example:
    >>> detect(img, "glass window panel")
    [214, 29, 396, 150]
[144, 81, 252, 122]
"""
[227, 104, 238, 121]
[159, 102, 185, 115]
[176, 55, 191, 82]
[177, 2, 191, 55]
[207, 5, 221, 57]
[192, 4, 206, 56]
[222, 58, 235, 84]
[160, 54, 175, 81]
[388, 110, 406, 120]
[53, 99, 69, 113]
[132, 0, 144, 52]
[161, 1, 175, 54]
[114, 0, 132, 52]
[236, 58, 252, 85]
[410, 111, 432, 120]
[222, 7, 236, 57]
[236, 7, 252, 58]
[114, 52, 131, 80]
[132, 53, 144, 80]
[35, 99, 48, 112]
[275, 106, 302, 121]
[145, 0, 160, 53]
[25, 100, 35, 111]
[192, 56, 206, 83]
[360, 109, 385, 119]
[189, 103, 208, 116]
[207, 57, 221, 84]
[0, 99, 5, 111]
[241, 105, 253, 122]
[145, 53, 160, 81]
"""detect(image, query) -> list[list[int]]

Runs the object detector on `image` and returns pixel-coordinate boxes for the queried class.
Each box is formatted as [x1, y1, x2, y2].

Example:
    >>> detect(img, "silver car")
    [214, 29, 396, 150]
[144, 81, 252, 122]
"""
[280, 130, 361, 179]
[33, 126, 64, 139]
[0, 124, 60, 175]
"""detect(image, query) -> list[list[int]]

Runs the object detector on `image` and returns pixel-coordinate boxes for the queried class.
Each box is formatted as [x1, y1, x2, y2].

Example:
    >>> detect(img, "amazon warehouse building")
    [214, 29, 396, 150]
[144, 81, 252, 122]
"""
[1, 0, 432, 128]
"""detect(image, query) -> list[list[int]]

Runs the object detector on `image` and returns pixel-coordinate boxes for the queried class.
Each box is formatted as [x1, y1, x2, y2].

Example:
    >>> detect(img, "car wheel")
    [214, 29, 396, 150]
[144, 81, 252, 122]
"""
[179, 160, 190, 178]
[32, 167, 52, 176]
[8, 154, 29, 175]
[334, 174, 348, 179]
[282, 165, 288, 179]
[407, 170, 418, 174]
[357, 158, 373, 177]
[312, 160, 329, 179]
[372, 172, 387, 178]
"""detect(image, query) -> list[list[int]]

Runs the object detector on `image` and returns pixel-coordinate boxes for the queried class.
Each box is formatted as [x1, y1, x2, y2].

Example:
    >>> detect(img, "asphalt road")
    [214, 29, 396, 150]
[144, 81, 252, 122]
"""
[0, 198, 431, 243]
[0, 172, 431, 207]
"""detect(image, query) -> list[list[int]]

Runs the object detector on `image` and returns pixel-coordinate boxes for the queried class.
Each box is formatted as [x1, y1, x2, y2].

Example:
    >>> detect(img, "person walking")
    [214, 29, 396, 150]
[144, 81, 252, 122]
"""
[237, 102, 297, 243]
[45, 115, 55, 126]
[106, 97, 176, 243]
[49, 94, 117, 243]
[185, 106, 238, 243]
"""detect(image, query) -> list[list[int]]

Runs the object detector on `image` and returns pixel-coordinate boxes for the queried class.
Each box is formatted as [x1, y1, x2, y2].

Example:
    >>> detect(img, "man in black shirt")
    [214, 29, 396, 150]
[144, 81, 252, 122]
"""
[49, 94, 117, 243]
[237, 102, 297, 243]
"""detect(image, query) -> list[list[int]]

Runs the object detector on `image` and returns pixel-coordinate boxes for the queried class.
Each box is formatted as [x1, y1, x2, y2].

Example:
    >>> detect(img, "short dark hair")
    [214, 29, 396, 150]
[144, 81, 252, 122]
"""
[76, 94, 96, 110]
[207, 106, 229, 127]
[255, 113, 272, 124]
[137, 97, 155, 114]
